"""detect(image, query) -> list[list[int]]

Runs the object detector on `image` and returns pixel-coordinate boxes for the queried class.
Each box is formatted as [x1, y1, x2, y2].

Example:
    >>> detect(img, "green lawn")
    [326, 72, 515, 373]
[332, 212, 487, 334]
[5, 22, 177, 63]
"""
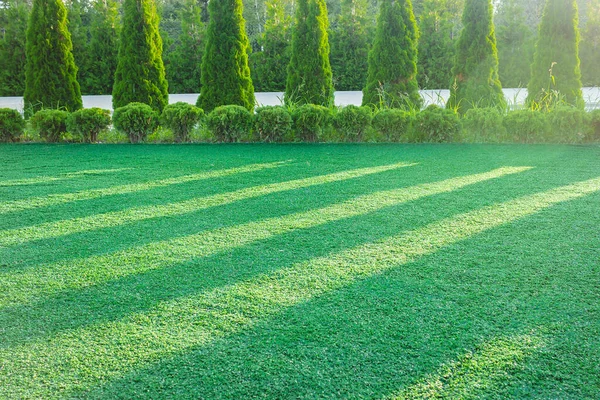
[1, 143, 599, 399]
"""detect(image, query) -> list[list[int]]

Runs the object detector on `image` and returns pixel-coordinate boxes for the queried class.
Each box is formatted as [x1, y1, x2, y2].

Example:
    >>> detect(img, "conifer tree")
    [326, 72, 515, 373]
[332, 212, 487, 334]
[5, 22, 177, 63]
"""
[527, 0, 583, 107]
[446, 0, 505, 113]
[112, 0, 168, 112]
[85, 0, 119, 95]
[66, 0, 90, 93]
[362, 0, 422, 109]
[197, 0, 254, 112]
[579, 0, 600, 87]
[285, 0, 333, 106]
[24, 0, 82, 114]
[0, 0, 29, 96]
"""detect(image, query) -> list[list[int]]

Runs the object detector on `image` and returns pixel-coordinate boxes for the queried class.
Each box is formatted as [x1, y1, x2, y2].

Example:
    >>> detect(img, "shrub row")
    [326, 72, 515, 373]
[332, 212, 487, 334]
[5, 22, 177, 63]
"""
[1, 104, 599, 144]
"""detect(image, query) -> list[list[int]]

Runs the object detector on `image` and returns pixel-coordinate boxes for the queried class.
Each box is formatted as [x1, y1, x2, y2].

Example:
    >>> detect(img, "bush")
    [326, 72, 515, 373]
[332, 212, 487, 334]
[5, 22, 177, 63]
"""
[413, 105, 460, 142]
[333, 105, 372, 141]
[503, 109, 548, 143]
[112, 102, 159, 143]
[462, 107, 506, 143]
[161, 102, 204, 143]
[206, 105, 253, 142]
[372, 109, 413, 142]
[66, 108, 111, 142]
[0, 108, 25, 142]
[254, 106, 293, 142]
[30, 109, 69, 142]
[547, 105, 590, 143]
[590, 109, 600, 142]
[292, 104, 332, 142]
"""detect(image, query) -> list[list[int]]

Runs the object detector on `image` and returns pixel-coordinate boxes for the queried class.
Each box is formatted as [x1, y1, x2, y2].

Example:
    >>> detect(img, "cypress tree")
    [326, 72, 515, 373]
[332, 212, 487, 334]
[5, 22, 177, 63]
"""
[197, 0, 254, 113]
[0, 0, 29, 96]
[527, 0, 582, 107]
[66, 0, 90, 93]
[112, 0, 168, 112]
[446, 0, 505, 114]
[24, 0, 82, 114]
[85, 0, 119, 95]
[579, 0, 600, 87]
[362, 0, 422, 109]
[285, 0, 333, 106]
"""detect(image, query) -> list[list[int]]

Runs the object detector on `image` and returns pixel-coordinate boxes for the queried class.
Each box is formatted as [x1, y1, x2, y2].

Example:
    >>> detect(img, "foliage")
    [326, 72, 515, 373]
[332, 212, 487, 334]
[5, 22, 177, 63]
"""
[461, 107, 506, 143]
[254, 106, 293, 142]
[66, 108, 112, 143]
[332, 105, 372, 141]
[590, 109, 600, 142]
[206, 105, 253, 142]
[291, 104, 332, 141]
[414, 104, 460, 142]
[503, 109, 548, 143]
[24, 0, 82, 115]
[285, 0, 334, 106]
[0, 0, 29, 96]
[0, 108, 25, 142]
[372, 108, 413, 141]
[447, 0, 505, 114]
[579, 0, 600, 87]
[66, 0, 89, 94]
[198, 0, 254, 113]
[527, 0, 583, 108]
[112, 102, 160, 143]
[112, 0, 169, 112]
[362, 0, 422, 109]
[30, 109, 69, 142]
[547, 105, 590, 143]
[161, 102, 204, 142]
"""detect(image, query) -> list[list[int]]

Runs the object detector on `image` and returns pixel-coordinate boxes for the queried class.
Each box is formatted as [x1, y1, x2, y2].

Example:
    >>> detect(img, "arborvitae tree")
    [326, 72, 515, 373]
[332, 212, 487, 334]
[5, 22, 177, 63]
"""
[112, 0, 168, 112]
[250, 0, 292, 92]
[330, 0, 370, 91]
[166, 0, 204, 93]
[197, 0, 254, 112]
[527, 0, 583, 107]
[85, 0, 119, 94]
[285, 0, 334, 106]
[362, 0, 422, 109]
[24, 0, 82, 113]
[0, 0, 29, 96]
[446, 0, 505, 113]
[495, 0, 535, 88]
[579, 0, 600, 87]
[66, 0, 90, 93]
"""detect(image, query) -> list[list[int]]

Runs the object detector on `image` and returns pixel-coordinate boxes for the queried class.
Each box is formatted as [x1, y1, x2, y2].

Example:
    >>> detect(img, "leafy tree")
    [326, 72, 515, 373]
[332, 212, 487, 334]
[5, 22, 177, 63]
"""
[24, 0, 82, 114]
[330, 0, 370, 91]
[446, 0, 505, 113]
[579, 0, 600, 86]
[527, 0, 583, 107]
[0, 0, 29, 96]
[198, 0, 254, 112]
[66, 0, 91, 93]
[85, 0, 119, 94]
[285, 0, 333, 106]
[362, 0, 422, 109]
[112, 0, 169, 112]
[250, 0, 292, 92]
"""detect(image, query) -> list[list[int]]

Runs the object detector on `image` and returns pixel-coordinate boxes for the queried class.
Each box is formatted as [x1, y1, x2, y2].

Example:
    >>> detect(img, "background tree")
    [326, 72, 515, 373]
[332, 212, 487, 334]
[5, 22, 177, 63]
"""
[0, 0, 29, 96]
[66, 0, 91, 93]
[84, 0, 119, 94]
[362, 0, 421, 109]
[527, 0, 583, 107]
[112, 0, 168, 112]
[24, 0, 82, 113]
[198, 0, 254, 112]
[579, 0, 600, 86]
[446, 0, 505, 113]
[285, 0, 333, 106]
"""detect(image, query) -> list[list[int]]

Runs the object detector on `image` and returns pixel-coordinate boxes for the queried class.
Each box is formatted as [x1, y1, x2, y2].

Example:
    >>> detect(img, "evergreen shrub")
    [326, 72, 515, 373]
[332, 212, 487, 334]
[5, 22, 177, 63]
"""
[414, 105, 460, 142]
[66, 108, 111, 142]
[30, 110, 69, 142]
[503, 110, 548, 143]
[333, 105, 372, 141]
[254, 106, 293, 142]
[161, 102, 204, 143]
[0, 108, 25, 142]
[372, 109, 413, 142]
[547, 106, 590, 143]
[462, 108, 506, 143]
[590, 110, 600, 142]
[206, 105, 253, 142]
[112, 102, 159, 143]
[292, 104, 332, 142]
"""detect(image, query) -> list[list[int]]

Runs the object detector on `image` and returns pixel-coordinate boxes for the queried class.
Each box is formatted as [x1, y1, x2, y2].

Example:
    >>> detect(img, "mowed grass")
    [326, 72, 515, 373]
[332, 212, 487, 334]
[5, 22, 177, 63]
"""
[0, 143, 599, 399]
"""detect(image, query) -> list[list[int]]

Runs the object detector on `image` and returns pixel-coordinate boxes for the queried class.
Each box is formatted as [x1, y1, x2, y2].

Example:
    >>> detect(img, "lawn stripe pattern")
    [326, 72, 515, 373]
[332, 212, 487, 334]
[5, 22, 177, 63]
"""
[0, 166, 523, 308]
[0, 162, 415, 246]
[0, 161, 287, 214]
[1, 176, 597, 398]
[0, 168, 131, 187]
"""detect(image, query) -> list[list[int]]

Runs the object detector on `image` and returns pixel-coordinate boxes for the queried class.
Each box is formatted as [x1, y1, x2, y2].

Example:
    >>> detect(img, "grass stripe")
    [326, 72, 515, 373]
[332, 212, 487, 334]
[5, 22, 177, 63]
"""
[0, 166, 522, 308]
[0, 168, 132, 187]
[388, 334, 544, 399]
[2, 176, 596, 399]
[0, 161, 287, 214]
[0, 162, 414, 246]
